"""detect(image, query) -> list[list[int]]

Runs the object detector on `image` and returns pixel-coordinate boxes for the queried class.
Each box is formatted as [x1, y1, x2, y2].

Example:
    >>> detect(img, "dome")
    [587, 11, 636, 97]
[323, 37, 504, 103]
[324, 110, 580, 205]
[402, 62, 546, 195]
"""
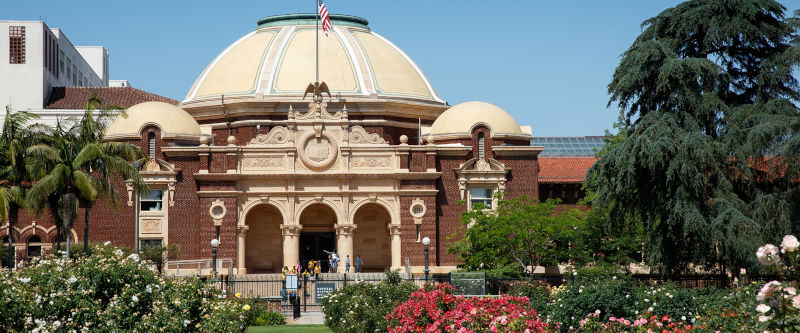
[182, 14, 444, 105]
[429, 101, 526, 138]
[105, 101, 202, 140]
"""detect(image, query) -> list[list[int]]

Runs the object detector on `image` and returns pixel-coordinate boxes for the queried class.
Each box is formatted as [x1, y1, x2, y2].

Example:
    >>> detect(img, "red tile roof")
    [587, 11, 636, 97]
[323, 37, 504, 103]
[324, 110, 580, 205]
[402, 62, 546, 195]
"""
[538, 157, 598, 183]
[45, 87, 178, 109]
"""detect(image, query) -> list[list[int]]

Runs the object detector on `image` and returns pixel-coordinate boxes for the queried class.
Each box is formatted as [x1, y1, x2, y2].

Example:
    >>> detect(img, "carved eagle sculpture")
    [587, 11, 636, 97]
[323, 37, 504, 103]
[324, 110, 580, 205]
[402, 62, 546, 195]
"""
[303, 81, 332, 101]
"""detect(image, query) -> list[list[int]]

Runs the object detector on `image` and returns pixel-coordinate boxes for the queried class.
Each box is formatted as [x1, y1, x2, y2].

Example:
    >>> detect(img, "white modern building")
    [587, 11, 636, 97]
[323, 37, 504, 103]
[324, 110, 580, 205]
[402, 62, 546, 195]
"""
[1, 21, 107, 111]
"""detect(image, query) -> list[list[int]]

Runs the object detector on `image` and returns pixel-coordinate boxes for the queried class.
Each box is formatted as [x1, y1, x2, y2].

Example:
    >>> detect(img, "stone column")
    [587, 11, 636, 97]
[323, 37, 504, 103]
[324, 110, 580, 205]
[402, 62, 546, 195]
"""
[236, 225, 249, 275]
[334, 224, 356, 273]
[280, 224, 303, 269]
[388, 224, 402, 269]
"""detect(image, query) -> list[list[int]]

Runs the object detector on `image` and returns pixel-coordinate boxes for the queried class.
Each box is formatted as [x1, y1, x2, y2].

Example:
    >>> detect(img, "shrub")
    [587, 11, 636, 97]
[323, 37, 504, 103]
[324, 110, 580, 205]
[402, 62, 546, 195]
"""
[0, 243, 255, 332]
[386, 283, 551, 332]
[508, 280, 551, 313]
[546, 271, 638, 331]
[251, 302, 286, 326]
[321, 269, 416, 333]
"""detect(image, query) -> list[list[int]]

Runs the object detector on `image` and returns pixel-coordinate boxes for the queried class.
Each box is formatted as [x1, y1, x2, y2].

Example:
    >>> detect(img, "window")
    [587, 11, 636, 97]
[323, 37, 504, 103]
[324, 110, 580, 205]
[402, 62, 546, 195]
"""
[469, 188, 493, 209]
[9, 26, 25, 64]
[415, 225, 421, 242]
[477, 132, 485, 160]
[141, 239, 163, 249]
[412, 205, 423, 215]
[140, 190, 164, 211]
[148, 132, 156, 159]
[27, 235, 42, 258]
[59, 50, 64, 74]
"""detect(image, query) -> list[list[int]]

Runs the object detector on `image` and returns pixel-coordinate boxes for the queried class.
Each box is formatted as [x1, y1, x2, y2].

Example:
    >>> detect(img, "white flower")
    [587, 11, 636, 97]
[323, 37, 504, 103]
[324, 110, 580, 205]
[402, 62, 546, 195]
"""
[183, 319, 191, 327]
[781, 235, 799, 253]
[113, 249, 124, 258]
[756, 303, 771, 313]
[127, 253, 140, 262]
[132, 295, 139, 302]
[681, 315, 686, 321]
[68, 276, 77, 284]
[18, 277, 31, 283]
[103, 241, 111, 246]
[756, 244, 780, 266]
[53, 320, 61, 328]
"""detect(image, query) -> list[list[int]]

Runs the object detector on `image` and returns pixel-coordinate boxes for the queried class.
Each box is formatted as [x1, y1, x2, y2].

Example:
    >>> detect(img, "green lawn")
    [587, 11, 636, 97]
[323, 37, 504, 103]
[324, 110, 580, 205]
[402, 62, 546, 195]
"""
[247, 325, 332, 333]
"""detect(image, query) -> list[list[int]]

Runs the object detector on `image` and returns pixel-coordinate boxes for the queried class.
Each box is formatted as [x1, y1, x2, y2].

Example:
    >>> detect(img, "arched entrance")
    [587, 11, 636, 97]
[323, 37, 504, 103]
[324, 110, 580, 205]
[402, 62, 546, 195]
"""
[299, 203, 337, 272]
[245, 204, 283, 273]
[353, 203, 392, 272]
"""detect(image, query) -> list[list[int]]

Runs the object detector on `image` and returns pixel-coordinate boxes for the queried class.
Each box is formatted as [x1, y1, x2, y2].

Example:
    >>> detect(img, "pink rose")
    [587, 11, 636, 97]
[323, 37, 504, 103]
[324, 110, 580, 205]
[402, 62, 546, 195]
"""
[793, 295, 800, 309]
[782, 235, 799, 253]
[756, 244, 780, 265]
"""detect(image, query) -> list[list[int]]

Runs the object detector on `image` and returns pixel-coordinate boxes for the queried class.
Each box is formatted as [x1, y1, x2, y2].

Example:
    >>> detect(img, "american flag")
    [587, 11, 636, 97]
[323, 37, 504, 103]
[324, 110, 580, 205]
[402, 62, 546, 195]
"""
[318, 0, 332, 36]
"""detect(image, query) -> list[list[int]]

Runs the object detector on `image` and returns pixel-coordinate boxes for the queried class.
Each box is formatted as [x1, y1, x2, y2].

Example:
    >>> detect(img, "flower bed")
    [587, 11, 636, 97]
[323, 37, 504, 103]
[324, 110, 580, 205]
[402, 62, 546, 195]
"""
[386, 284, 551, 333]
[0, 244, 274, 332]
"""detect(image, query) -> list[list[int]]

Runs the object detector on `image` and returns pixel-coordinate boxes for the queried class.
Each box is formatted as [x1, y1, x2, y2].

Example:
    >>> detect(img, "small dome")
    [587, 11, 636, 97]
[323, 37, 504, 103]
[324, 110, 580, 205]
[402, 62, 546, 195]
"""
[429, 101, 525, 138]
[105, 101, 202, 140]
[182, 14, 443, 105]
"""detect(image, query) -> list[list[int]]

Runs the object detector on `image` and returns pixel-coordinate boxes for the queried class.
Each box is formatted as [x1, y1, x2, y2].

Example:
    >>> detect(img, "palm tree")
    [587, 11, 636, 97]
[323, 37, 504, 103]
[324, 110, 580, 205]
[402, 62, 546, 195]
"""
[26, 96, 145, 258]
[0, 106, 42, 268]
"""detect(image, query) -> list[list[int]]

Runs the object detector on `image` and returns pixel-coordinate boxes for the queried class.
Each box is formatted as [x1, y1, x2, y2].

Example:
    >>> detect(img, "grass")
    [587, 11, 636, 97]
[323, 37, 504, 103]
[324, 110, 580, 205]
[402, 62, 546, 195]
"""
[247, 325, 333, 333]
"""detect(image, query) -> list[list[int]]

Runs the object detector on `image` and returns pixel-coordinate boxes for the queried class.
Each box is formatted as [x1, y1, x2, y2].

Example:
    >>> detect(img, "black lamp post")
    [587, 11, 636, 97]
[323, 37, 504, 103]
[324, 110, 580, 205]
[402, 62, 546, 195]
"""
[210, 238, 220, 280]
[422, 237, 430, 282]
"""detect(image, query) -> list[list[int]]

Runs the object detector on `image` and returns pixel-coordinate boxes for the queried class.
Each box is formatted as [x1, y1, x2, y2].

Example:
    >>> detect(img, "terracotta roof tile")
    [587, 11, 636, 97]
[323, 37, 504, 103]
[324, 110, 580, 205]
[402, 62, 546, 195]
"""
[538, 157, 598, 183]
[45, 87, 177, 109]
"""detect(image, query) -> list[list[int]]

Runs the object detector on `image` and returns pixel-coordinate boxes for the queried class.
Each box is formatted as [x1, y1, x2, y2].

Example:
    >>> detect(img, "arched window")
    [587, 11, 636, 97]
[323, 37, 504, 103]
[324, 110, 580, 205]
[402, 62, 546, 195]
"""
[148, 132, 156, 159]
[27, 235, 42, 258]
[477, 132, 485, 160]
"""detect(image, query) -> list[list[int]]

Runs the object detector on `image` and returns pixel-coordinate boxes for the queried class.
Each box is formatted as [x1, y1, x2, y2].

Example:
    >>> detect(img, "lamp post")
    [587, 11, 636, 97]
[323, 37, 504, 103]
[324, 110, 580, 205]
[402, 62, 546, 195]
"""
[422, 237, 430, 282]
[210, 238, 220, 280]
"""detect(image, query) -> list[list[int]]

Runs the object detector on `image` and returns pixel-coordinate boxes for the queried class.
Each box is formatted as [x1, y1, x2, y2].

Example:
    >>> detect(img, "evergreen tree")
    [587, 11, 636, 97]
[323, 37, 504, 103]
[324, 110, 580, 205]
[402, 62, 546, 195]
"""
[588, 0, 800, 274]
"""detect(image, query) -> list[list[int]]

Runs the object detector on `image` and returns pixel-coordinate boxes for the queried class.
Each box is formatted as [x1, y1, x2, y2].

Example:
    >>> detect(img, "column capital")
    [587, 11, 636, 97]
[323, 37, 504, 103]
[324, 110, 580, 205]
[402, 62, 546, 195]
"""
[280, 224, 303, 236]
[387, 224, 402, 236]
[237, 225, 249, 237]
[334, 223, 357, 236]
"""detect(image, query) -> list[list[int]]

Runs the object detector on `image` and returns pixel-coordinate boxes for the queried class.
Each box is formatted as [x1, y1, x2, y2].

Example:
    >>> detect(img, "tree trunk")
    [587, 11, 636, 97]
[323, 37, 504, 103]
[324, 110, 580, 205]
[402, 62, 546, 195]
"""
[83, 200, 91, 256]
[7, 203, 16, 270]
[62, 194, 76, 259]
[65, 213, 71, 259]
[55, 224, 61, 256]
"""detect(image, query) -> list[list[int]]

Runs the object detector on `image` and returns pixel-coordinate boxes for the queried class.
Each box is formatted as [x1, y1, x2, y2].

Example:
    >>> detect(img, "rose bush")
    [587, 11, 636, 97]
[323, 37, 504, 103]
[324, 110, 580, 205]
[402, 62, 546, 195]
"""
[385, 283, 551, 333]
[0, 244, 261, 332]
[321, 269, 416, 333]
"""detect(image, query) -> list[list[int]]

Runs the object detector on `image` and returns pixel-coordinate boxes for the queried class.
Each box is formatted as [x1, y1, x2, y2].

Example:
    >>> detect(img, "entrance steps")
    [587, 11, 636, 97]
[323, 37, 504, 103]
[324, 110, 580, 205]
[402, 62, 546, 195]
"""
[286, 311, 325, 325]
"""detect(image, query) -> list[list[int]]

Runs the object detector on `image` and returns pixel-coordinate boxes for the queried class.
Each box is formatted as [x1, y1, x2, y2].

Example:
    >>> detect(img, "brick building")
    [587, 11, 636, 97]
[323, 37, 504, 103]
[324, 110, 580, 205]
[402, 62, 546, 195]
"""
[4, 14, 598, 275]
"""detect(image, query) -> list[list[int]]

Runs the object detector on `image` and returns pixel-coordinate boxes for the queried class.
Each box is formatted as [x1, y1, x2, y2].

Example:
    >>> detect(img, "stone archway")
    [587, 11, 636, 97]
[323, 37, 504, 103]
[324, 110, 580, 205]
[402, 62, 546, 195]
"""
[244, 204, 283, 273]
[353, 203, 392, 272]
[298, 203, 337, 272]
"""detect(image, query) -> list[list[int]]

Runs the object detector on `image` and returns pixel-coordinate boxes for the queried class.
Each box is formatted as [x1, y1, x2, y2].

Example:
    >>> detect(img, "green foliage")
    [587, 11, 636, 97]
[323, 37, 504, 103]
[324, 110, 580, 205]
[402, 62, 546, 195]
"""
[321, 269, 416, 333]
[250, 303, 286, 326]
[508, 280, 551, 313]
[588, 0, 800, 275]
[447, 196, 587, 279]
[0, 243, 256, 332]
[547, 271, 639, 330]
[140, 243, 181, 274]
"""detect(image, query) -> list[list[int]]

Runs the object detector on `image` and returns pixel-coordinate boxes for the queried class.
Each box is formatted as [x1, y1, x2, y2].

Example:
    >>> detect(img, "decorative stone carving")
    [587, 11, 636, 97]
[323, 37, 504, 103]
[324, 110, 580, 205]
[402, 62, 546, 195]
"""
[237, 224, 249, 237]
[126, 182, 134, 207]
[280, 224, 303, 236]
[248, 126, 293, 145]
[387, 224, 402, 236]
[334, 224, 357, 236]
[349, 126, 386, 144]
[297, 130, 339, 171]
[145, 160, 160, 171]
[168, 182, 176, 207]
[209, 199, 226, 226]
[142, 219, 161, 233]
[241, 156, 284, 169]
[350, 156, 391, 168]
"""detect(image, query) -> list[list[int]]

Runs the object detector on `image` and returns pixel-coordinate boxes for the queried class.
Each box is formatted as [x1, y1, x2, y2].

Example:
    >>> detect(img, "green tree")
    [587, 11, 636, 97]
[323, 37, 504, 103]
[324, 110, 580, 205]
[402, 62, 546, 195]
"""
[588, 0, 800, 274]
[26, 96, 145, 258]
[140, 243, 180, 275]
[0, 106, 44, 268]
[447, 196, 586, 279]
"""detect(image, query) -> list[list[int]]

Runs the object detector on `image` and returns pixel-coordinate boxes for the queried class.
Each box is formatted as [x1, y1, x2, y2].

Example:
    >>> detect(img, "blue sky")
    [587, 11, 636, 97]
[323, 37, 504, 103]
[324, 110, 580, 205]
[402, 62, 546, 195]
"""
[4, 1, 799, 136]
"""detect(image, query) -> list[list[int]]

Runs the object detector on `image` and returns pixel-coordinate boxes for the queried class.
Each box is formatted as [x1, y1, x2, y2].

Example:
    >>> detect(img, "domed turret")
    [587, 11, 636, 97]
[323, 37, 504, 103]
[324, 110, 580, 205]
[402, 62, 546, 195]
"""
[429, 101, 529, 140]
[105, 101, 202, 140]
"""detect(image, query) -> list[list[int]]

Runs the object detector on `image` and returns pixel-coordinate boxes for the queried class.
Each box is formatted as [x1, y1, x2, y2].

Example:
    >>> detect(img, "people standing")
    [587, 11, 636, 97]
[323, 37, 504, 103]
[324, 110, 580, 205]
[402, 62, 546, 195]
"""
[355, 255, 363, 273]
[327, 255, 333, 272]
[323, 249, 339, 272]
[345, 255, 351, 272]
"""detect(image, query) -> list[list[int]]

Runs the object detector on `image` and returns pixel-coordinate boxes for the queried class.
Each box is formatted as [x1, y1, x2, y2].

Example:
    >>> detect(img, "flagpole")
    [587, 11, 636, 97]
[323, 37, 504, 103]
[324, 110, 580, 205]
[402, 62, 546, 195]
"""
[315, 0, 319, 83]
